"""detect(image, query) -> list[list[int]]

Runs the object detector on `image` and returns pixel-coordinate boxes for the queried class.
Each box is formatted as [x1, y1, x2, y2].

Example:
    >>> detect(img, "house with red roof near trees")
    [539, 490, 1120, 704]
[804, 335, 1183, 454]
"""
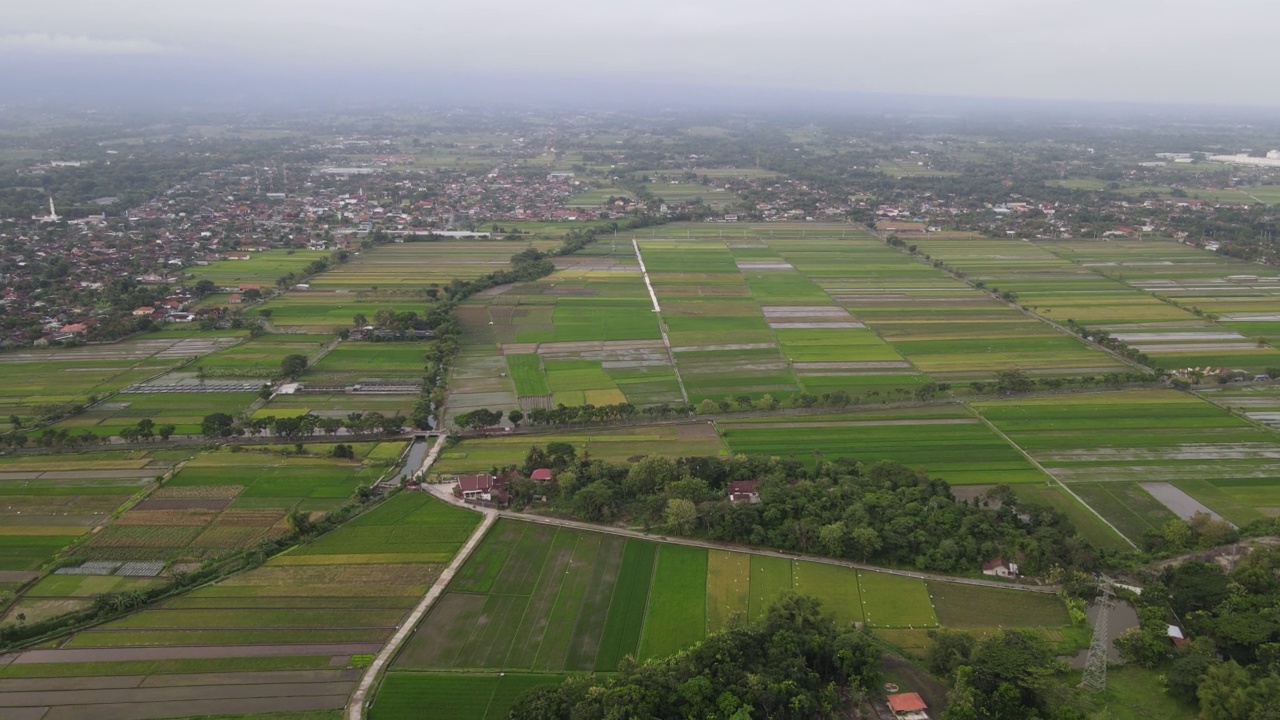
[887, 691, 929, 719]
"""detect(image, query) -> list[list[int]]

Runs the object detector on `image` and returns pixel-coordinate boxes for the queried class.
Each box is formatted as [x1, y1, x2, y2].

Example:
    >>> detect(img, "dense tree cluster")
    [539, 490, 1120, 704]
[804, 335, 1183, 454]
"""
[927, 629, 1082, 720]
[512, 447, 1098, 576]
[510, 593, 880, 720]
[1116, 549, 1280, 716]
[1139, 512, 1240, 555]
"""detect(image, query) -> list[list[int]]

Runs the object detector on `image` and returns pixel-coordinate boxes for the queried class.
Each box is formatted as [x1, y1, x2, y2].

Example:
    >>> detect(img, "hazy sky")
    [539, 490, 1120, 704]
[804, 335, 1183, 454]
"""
[3, 0, 1277, 108]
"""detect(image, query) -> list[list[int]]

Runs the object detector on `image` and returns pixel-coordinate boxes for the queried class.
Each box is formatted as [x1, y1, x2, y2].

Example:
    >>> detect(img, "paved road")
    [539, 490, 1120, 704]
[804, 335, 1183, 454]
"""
[421, 484, 1061, 595]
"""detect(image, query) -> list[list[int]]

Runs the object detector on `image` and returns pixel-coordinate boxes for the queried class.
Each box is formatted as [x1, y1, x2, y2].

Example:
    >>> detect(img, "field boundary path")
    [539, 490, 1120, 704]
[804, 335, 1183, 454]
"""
[633, 237, 689, 403]
[347, 438, 490, 720]
[422, 484, 1060, 595]
[966, 404, 1139, 549]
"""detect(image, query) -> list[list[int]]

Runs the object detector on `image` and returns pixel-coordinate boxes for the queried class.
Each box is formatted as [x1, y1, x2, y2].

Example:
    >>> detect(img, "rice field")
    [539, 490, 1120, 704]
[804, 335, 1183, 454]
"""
[719, 404, 1047, 483]
[189, 250, 331, 287]
[310, 239, 561, 289]
[0, 334, 244, 429]
[910, 234, 1280, 372]
[430, 423, 727, 476]
[371, 672, 564, 720]
[392, 518, 1061, 687]
[974, 389, 1280, 525]
[64, 492, 478, 649]
[444, 225, 1151, 422]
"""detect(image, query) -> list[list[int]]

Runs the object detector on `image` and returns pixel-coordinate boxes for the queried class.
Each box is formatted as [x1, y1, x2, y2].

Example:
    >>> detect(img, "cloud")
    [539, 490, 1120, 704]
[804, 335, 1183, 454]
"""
[0, 33, 173, 56]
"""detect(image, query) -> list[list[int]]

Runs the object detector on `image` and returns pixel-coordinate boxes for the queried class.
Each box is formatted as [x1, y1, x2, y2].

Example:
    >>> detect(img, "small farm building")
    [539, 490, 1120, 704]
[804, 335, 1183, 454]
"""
[887, 691, 929, 720]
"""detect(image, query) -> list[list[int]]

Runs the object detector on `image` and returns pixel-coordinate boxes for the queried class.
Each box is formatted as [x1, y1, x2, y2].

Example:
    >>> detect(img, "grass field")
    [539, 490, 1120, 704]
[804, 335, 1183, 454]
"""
[857, 571, 938, 628]
[926, 581, 1068, 628]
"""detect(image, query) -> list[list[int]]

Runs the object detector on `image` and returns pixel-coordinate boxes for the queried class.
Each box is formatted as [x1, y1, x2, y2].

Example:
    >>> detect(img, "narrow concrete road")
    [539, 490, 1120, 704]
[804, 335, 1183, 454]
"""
[346, 510, 494, 720]
[633, 237, 689, 403]
[346, 433, 485, 720]
[967, 405, 1138, 550]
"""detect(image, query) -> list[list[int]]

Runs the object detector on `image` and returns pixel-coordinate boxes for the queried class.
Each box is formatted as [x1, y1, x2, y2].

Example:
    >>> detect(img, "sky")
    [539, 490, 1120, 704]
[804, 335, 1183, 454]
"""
[1, 0, 1277, 109]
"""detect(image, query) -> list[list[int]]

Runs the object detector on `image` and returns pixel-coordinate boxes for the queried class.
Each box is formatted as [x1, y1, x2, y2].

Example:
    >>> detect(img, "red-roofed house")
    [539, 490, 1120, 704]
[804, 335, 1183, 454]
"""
[453, 473, 506, 504]
[530, 468, 554, 482]
[59, 323, 88, 335]
[727, 480, 760, 504]
[887, 692, 929, 719]
[982, 557, 1019, 578]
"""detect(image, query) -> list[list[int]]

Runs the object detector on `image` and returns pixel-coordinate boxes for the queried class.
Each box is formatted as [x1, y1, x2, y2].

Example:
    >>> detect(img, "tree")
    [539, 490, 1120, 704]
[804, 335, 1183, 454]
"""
[280, 353, 308, 379]
[1115, 609, 1172, 668]
[193, 279, 216, 297]
[664, 498, 698, 533]
[818, 520, 847, 556]
[848, 526, 882, 561]
[625, 456, 679, 496]
[928, 629, 977, 676]
[507, 409, 524, 428]
[1197, 660, 1268, 720]
[573, 480, 616, 521]
[202, 412, 236, 438]
[995, 369, 1033, 394]
[352, 312, 368, 328]
[156, 424, 176, 441]
[1164, 562, 1231, 615]
[286, 509, 315, 535]
[1165, 638, 1217, 704]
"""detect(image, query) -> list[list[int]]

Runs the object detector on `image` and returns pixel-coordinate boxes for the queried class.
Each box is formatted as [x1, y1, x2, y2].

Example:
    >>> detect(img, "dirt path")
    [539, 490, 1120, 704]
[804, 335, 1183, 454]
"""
[0, 669, 360, 720]
[5, 643, 383, 665]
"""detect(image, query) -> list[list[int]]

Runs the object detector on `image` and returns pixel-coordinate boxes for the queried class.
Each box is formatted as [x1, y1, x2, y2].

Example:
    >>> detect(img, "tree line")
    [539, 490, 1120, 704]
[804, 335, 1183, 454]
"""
[201, 410, 405, 439]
